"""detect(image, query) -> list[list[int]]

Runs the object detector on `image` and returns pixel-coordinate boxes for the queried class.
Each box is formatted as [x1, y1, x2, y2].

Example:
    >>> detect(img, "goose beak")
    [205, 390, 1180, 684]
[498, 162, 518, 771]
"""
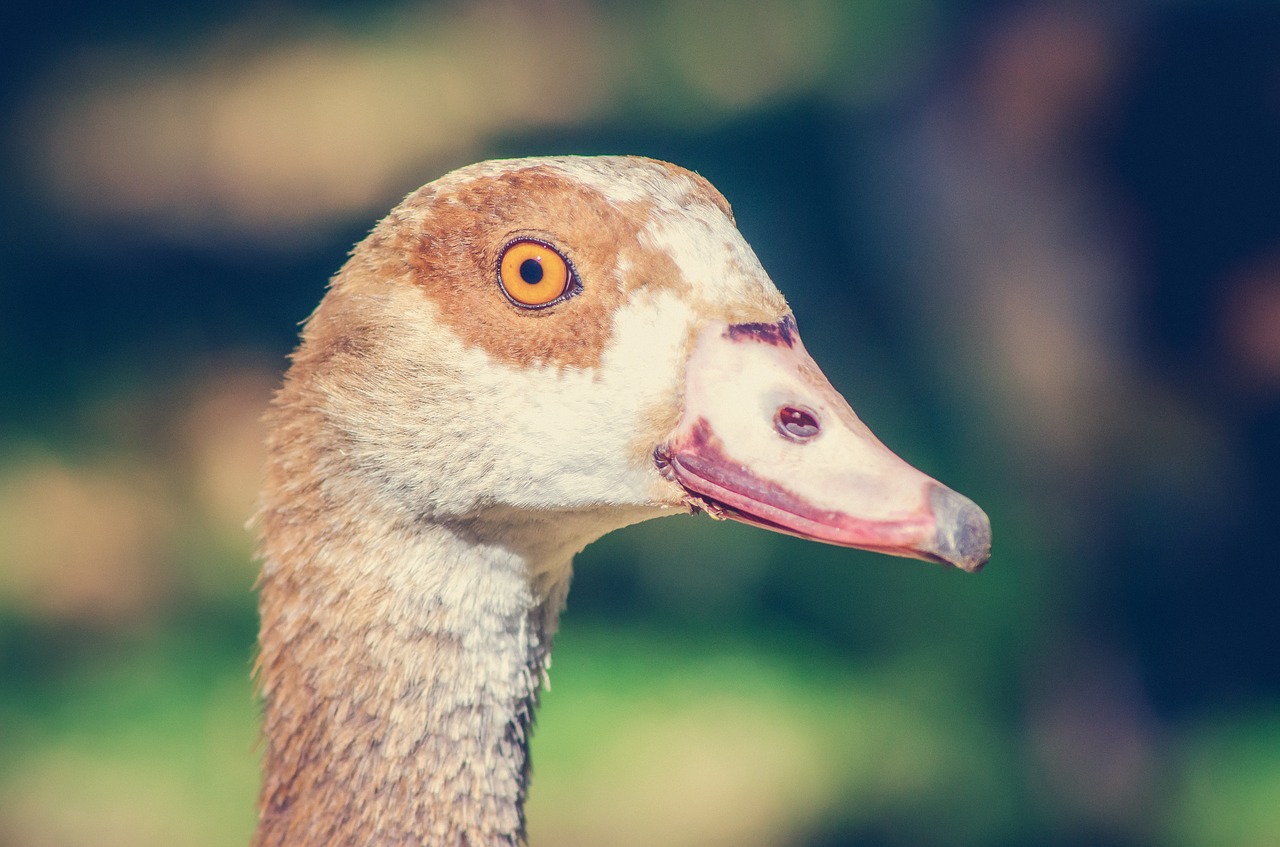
[657, 317, 990, 572]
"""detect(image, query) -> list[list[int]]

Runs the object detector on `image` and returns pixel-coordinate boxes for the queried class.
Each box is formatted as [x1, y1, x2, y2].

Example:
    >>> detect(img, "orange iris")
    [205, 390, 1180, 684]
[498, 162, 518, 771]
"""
[499, 240, 572, 307]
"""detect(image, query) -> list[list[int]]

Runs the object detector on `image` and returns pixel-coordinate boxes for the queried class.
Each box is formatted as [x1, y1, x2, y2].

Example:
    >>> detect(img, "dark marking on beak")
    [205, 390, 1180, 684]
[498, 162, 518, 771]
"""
[725, 315, 797, 347]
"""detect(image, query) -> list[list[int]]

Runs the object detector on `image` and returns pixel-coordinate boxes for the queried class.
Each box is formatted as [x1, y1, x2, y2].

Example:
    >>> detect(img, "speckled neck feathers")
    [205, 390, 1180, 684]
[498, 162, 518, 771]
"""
[255, 516, 557, 847]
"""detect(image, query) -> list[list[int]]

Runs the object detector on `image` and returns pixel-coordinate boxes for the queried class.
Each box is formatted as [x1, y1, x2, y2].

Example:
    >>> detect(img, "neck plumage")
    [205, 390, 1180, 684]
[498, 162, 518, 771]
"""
[254, 487, 567, 847]
[251, 280, 665, 845]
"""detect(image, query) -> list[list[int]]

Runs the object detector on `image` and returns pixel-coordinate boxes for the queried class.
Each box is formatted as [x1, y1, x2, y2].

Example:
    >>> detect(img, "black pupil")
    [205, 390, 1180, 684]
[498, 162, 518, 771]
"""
[519, 258, 544, 285]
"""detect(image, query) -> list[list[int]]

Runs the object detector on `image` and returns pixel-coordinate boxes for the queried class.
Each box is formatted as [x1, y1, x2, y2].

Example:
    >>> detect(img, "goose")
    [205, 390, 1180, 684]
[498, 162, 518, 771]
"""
[254, 155, 991, 847]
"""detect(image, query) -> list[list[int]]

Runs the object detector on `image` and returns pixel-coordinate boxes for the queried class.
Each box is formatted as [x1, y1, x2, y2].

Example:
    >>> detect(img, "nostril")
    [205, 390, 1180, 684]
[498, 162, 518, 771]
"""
[775, 406, 820, 442]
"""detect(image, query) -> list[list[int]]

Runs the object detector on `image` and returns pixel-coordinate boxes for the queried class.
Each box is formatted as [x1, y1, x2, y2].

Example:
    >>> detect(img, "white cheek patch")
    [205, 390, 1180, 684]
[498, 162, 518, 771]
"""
[439, 288, 698, 514]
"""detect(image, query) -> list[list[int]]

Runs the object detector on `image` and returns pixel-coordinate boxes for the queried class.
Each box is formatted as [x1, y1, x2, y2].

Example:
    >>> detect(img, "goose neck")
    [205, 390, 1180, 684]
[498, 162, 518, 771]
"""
[254, 520, 564, 847]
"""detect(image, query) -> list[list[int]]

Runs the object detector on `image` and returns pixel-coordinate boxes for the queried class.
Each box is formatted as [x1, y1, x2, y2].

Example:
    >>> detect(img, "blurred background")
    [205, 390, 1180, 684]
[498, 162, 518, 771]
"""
[1, 0, 1278, 845]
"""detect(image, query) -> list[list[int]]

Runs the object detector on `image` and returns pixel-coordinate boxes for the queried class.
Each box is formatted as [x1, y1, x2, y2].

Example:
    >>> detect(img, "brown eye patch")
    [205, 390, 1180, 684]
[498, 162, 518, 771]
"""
[337, 158, 785, 371]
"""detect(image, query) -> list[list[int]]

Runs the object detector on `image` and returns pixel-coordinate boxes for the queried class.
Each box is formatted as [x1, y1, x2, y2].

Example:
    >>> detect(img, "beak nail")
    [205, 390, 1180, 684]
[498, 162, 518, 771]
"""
[928, 484, 992, 572]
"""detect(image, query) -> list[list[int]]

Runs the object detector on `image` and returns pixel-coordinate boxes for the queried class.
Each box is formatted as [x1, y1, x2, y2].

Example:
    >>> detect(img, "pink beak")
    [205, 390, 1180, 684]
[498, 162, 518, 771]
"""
[657, 317, 990, 572]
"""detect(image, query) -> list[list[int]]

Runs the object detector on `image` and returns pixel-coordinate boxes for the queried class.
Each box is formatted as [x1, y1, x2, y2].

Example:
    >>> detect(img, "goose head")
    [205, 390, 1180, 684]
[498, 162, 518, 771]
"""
[256, 155, 990, 846]
[270, 156, 988, 575]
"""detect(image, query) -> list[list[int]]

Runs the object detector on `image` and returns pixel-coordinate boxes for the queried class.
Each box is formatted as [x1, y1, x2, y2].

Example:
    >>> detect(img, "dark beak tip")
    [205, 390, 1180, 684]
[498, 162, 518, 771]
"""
[928, 484, 992, 573]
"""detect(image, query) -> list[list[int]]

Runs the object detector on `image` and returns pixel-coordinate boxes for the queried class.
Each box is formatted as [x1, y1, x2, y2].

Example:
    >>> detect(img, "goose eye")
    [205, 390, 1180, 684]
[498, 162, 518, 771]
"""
[498, 240, 574, 308]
